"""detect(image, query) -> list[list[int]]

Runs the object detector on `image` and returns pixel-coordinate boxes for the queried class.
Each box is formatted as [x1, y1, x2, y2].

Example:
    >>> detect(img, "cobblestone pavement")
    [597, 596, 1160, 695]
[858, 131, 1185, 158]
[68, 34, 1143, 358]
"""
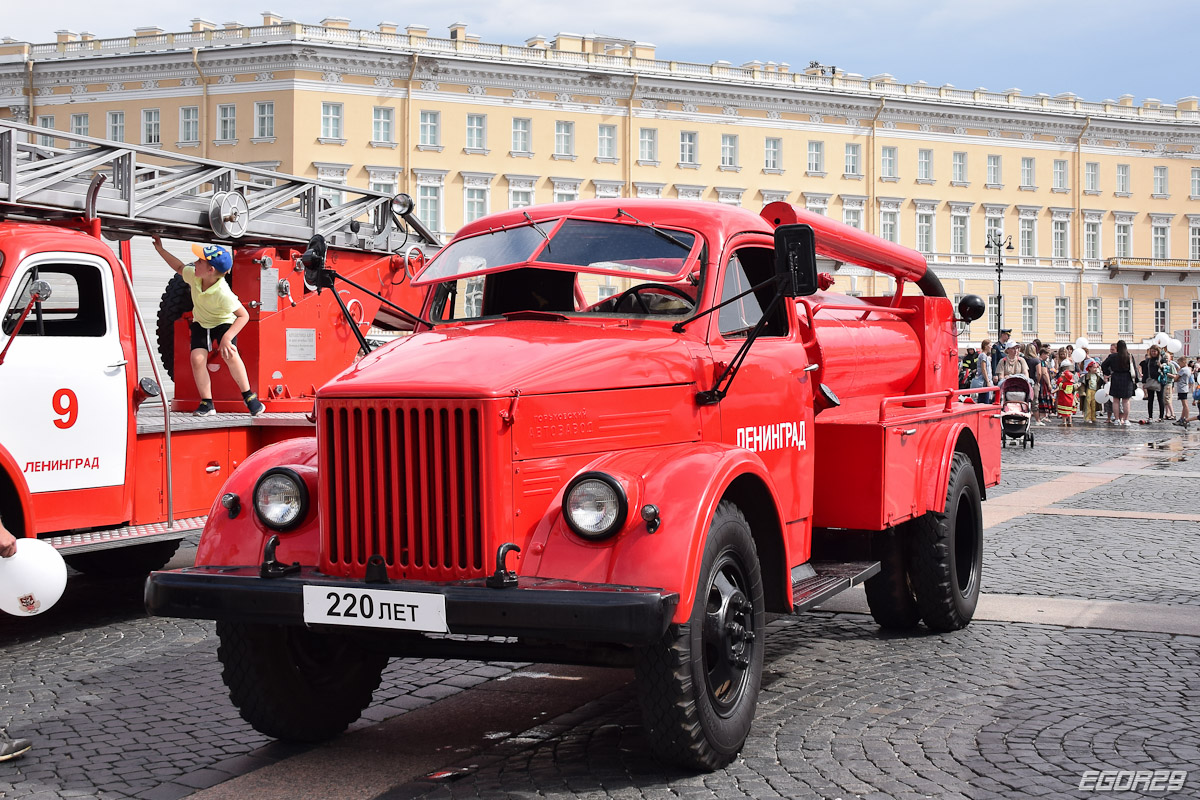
[2, 411, 1199, 800]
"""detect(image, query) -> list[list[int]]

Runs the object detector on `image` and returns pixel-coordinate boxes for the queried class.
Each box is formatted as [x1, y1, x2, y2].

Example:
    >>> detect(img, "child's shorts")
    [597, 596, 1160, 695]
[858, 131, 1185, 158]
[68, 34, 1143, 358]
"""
[190, 321, 237, 351]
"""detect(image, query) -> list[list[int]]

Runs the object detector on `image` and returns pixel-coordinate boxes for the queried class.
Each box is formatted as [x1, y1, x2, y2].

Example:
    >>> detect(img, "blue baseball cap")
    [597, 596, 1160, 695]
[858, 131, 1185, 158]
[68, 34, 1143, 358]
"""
[191, 243, 233, 273]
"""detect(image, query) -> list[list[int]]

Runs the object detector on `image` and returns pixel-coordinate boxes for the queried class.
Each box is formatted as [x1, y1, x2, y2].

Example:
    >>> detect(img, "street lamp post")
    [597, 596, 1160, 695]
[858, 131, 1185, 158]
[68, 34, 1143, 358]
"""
[986, 232, 1014, 334]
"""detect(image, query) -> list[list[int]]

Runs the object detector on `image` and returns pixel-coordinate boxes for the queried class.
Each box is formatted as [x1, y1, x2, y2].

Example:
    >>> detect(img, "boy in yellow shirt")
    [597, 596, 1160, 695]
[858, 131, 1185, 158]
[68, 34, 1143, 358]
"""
[152, 237, 264, 416]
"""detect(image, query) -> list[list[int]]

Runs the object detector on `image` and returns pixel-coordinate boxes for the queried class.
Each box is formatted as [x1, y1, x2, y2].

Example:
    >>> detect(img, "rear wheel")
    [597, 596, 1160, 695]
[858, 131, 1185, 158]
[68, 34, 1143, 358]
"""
[907, 452, 983, 632]
[635, 502, 764, 771]
[64, 539, 181, 577]
[863, 529, 920, 630]
[217, 621, 388, 742]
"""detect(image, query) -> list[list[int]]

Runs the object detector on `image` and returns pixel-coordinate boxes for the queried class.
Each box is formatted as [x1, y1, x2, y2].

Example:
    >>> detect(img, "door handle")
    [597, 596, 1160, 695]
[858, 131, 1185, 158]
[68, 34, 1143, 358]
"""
[803, 364, 819, 372]
[205, 462, 221, 474]
[107, 359, 128, 368]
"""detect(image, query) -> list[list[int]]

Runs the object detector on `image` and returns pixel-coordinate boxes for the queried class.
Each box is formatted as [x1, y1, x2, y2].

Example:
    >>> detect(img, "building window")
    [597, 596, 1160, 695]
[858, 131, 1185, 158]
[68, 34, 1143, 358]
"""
[639, 128, 658, 162]
[1153, 166, 1169, 196]
[986, 154, 1001, 185]
[418, 185, 441, 232]
[951, 215, 968, 255]
[1192, 167, 1200, 198]
[808, 141, 824, 174]
[880, 146, 897, 179]
[1115, 223, 1132, 257]
[1193, 300, 1200, 328]
[510, 189, 533, 209]
[321, 103, 343, 140]
[720, 134, 739, 168]
[1019, 218, 1036, 258]
[764, 137, 781, 170]
[1118, 298, 1132, 336]
[464, 187, 488, 224]
[1085, 162, 1100, 192]
[917, 149, 933, 180]
[880, 210, 898, 243]
[106, 111, 124, 142]
[679, 131, 698, 165]
[916, 212, 934, 253]
[1022, 296, 1037, 336]
[1087, 297, 1101, 336]
[255, 102, 275, 139]
[1116, 164, 1130, 194]
[511, 118, 531, 154]
[179, 106, 199, 143]
[1053, 219, 1069, 259]
[1052, 160, 1068, 191]
[217, 104, 236, 141]
[1055, 297, 1069, 336]
[69, 113, 88, 143]
[553, 182, 579, 203]
[36, 115, 55, 147]
[843, 207, 862, 229]
[419, 110, 440, 147]
[1154, 300, 1168, 332]
[988, 294, 1000, 334]
[372, 107, 394, 143]
[985, 217, 1003, 251]
[554, 121, 574, 157]
[142, 109, 160, 145]
[1085, 221, 1101, 260]
[844, 143, 861, 176]
[1191, 224, 1200, 261]
[463, 114, 486, 151]
[952, 152, 967, 183]
[1152, 223, 1169, 259]
[1020, 157, 1036, 188]
[597, 124, 616, 160]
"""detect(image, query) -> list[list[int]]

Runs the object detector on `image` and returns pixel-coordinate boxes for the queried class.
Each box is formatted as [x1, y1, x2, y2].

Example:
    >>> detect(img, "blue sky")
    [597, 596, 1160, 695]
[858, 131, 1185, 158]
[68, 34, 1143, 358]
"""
[4, 0, 1195, 106]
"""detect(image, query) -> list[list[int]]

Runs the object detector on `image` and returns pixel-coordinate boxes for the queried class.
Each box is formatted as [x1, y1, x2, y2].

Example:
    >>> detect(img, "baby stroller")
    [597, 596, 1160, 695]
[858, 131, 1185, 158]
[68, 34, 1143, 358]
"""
[998, 374, 1035, 448]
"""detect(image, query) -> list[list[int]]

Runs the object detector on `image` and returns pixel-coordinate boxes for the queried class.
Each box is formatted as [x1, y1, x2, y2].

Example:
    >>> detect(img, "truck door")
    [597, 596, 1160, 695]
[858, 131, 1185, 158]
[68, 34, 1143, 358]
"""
[709, 241, 814, 554]
[0, 253, 130, 521]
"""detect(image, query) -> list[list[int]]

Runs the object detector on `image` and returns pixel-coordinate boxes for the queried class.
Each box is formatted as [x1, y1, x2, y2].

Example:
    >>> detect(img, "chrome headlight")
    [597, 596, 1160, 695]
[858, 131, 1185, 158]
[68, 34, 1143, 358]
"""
[253, 468, 309, 531]
[563, 472, 627, 541]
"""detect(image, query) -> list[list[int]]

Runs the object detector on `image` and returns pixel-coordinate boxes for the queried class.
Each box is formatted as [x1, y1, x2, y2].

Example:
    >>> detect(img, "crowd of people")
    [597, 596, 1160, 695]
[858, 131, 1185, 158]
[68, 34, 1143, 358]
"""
[960, 329, 1200, 428]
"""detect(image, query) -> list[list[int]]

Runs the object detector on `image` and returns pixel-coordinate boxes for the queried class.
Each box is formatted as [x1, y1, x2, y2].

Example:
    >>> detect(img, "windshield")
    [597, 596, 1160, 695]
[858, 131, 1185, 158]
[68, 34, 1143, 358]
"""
[415, 217, 698, 285]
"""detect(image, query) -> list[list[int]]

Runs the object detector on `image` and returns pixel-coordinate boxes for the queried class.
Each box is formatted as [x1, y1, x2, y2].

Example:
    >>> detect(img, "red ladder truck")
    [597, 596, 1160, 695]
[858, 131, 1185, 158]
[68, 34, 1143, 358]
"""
[147, 197, 1000, 770]
[0, 119, 436, 576]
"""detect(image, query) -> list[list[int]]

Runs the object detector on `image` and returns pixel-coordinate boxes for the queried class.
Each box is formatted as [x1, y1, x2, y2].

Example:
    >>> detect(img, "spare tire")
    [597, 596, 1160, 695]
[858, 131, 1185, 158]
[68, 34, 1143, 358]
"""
[156, 273, 192, 381]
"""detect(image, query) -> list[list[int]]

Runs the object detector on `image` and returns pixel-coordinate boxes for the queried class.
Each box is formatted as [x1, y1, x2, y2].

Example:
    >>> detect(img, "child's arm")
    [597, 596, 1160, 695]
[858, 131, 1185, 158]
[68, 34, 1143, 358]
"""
[152, 236, 187, 275]
[219, 304, 249, 360]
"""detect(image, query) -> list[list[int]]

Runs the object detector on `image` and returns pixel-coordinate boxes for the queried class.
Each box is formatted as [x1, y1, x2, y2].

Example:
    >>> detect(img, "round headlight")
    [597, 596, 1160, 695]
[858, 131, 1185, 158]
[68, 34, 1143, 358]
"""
[253, 468, 309, 531]
[563, 473, 628, 541]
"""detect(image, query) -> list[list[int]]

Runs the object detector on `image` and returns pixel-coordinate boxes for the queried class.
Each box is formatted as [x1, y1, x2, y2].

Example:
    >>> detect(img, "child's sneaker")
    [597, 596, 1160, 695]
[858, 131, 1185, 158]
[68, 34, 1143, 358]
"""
[193, 399, 216, 417]
[244, 392, 265, 417]
[0, 729, 32, 761]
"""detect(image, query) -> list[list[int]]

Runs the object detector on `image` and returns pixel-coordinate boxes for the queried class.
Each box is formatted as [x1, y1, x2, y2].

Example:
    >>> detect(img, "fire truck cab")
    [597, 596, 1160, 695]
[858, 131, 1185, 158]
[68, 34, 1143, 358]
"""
[148, 198, 1000, 771]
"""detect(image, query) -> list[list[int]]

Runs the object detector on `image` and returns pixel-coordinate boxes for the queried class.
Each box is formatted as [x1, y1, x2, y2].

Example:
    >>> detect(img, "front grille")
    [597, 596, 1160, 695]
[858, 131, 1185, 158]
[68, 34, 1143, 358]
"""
[320, 399, 486, 579]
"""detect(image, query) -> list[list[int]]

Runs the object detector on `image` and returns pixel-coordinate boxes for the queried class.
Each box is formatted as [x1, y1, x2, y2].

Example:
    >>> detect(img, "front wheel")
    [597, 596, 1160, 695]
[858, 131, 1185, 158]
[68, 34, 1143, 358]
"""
[907, 452, 983, 631]
[634, 501, 764, 771]
[217, 621, 388, 742]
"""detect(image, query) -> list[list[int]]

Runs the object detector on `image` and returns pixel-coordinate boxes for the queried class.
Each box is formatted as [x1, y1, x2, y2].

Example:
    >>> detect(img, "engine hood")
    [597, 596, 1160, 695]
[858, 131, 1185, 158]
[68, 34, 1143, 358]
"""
[321, 319, 700, 398]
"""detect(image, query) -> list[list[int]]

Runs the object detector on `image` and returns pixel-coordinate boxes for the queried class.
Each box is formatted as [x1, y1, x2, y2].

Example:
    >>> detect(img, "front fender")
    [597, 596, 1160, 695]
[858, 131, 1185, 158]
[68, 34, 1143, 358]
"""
[523, 442, 785, 624]
[194, 437, 319, 568]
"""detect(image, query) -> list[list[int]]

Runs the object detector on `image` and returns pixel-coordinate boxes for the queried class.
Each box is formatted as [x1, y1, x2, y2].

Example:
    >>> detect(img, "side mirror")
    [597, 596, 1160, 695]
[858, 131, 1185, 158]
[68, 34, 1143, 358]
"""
[773, 224, 819, 297]
[957, 294, 986, 322]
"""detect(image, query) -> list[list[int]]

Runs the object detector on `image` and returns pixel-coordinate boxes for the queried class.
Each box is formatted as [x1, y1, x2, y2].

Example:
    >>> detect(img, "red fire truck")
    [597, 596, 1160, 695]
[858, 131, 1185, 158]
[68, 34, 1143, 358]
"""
[148, 197, 999, 770]
[0, 120, 435, 576]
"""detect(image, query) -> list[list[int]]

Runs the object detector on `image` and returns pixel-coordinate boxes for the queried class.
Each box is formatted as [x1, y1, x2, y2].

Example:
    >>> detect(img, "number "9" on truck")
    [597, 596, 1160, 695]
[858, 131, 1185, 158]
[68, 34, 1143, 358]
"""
[52, 388, 78, 429]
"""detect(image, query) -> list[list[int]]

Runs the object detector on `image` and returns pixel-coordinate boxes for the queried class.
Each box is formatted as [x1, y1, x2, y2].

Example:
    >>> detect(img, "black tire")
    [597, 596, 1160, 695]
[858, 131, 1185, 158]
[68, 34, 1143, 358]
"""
[156, 273, 193, 381]
[216, 621, 388, 742]
[634, 501, 764, 771]
[907, 452, 983, 632]
[64, 539, 181, 577]
[863, 529, 920, 630]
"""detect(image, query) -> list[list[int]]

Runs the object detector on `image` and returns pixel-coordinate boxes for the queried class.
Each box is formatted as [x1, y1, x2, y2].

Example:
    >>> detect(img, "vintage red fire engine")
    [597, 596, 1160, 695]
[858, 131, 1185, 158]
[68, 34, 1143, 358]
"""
[0, 120, 434, 577]
[148, 198, 1000, 770]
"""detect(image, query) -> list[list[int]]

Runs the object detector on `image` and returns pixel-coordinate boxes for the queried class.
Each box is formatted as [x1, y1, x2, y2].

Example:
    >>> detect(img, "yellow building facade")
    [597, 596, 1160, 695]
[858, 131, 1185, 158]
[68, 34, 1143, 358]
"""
[3, 15, 1199, 349]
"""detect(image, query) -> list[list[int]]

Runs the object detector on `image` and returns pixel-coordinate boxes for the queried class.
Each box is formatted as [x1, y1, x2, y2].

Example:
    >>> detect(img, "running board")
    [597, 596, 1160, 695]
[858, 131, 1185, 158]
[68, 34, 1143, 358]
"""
[790, 560, 880, 613]
[45, 516, 206, 555]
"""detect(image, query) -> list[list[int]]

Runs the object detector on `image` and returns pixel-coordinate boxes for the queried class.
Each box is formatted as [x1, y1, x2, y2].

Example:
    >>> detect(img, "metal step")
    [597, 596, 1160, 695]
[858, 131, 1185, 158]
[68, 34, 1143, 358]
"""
[135, 408, 313, 435]
[790, 560, 880, 613]
[46, 516, 206, 554]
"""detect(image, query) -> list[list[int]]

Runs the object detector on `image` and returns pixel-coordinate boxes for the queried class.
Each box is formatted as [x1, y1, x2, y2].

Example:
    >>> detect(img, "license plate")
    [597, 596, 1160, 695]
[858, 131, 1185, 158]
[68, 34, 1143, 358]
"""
[302, 586, 449, 633]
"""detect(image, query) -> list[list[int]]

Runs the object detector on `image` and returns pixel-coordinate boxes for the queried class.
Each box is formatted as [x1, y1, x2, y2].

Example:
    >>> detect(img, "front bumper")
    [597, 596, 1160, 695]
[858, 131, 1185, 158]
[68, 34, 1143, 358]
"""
[145, 566, 678, 647]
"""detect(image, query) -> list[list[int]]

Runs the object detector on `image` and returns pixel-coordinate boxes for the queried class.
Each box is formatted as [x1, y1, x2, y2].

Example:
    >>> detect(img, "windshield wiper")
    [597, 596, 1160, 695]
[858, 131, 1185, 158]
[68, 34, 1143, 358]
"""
[615, 208, 692, 252]
[523, 212, 550, 251]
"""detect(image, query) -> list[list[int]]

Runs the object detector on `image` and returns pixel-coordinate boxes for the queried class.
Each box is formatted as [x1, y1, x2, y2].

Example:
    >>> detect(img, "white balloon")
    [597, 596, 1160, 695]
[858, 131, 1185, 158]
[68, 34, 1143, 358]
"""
[1134, 387, 1145, 401]
[1071, 347, 1086, 363]
[1075, 336, 1089, 349]
[0, 538, 67, 617]
[1095, 387, 1110, 405]
[1167, 339, 1183, 354]
[1155, 332, 1170, 347]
